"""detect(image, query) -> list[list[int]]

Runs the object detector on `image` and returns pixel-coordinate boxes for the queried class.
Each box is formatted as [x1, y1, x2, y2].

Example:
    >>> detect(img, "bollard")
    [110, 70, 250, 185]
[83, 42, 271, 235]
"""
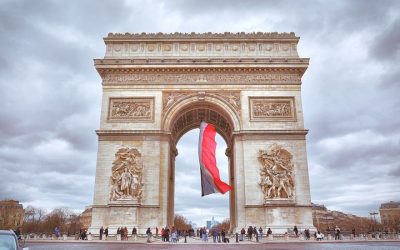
[236, 233, 239, 243]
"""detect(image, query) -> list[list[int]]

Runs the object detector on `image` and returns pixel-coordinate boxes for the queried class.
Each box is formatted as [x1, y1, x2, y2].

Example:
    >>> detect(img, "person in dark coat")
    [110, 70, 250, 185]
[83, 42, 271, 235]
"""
[247, 226, 253, 240]
[99, 226, 104, 240]
[293, 225, 298, 237]
[104, 227, 108, 239]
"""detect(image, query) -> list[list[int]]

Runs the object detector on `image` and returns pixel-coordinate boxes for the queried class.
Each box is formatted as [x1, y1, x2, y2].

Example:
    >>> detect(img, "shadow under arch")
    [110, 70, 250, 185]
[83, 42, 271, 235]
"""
[163, 97, 240, 230]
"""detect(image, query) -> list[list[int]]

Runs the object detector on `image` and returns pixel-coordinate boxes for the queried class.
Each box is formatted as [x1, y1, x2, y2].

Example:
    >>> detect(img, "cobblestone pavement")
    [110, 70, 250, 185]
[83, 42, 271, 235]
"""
[26, 241, 400, 250]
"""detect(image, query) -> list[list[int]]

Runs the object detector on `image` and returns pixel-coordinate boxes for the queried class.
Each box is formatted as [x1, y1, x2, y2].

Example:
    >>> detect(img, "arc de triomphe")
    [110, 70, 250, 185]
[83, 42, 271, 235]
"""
[89, 32, 314, 234]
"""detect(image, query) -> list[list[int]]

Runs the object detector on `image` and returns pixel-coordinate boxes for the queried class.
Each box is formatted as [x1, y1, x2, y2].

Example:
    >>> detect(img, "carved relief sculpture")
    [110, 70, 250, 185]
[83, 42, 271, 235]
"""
[108, 98, 154, 121]
[258, 144, 295, 200]
[250, 97, 296, 121]
[163, 91, 241, 114]
[110, 148, 144, 202]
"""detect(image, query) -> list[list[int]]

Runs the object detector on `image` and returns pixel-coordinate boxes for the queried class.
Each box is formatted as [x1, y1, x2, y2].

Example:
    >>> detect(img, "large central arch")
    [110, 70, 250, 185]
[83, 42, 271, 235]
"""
[164, 97, 240, 228]
[89, 32, 315, 235]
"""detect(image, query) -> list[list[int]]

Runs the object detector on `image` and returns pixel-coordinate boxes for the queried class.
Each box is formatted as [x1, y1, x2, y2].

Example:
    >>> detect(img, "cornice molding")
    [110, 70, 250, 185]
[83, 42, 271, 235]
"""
[105, 32, 299, 42]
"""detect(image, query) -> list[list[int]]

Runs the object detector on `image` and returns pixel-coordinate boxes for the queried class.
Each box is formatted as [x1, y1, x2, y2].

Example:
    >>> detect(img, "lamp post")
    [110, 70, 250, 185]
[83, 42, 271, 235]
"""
[370, 212, 378, 234]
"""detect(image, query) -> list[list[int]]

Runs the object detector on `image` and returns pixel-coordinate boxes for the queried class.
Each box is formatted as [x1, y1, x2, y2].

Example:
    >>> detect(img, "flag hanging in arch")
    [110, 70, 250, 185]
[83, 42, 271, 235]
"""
[198, 121, 232, 196]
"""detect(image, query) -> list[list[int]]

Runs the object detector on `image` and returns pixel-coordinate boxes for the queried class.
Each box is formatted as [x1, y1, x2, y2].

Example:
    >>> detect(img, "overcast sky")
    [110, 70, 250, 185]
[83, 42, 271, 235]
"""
[0, 0, 399, 227]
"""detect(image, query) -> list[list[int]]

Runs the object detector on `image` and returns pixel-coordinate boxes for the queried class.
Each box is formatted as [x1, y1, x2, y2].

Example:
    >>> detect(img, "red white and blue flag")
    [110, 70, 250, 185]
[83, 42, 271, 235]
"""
[198, 121, 232, 196]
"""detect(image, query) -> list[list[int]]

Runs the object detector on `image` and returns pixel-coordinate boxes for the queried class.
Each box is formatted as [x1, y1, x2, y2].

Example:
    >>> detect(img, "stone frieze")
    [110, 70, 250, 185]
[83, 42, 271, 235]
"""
[249, 97, 296, 121]
[108, 97, 154, 121]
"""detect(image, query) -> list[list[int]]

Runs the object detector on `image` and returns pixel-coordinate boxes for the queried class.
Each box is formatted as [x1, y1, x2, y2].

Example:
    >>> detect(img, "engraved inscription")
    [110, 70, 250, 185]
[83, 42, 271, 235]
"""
[250, 97, 296, 121]
[108, 98, 153, 121]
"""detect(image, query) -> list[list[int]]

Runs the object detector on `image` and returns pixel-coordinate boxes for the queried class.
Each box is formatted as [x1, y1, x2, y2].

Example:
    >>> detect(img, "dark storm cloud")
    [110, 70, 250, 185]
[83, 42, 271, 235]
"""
[0, 0, 399, 226]
[370, 19, 400, 61]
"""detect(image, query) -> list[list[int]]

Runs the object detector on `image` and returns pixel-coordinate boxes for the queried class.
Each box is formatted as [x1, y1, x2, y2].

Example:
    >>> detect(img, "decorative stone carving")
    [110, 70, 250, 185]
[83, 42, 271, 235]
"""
[162, 91, 241, 115]
[213, 92, 241, 112]
[110, 148, 144, 202]
[102, 72, 301, 85]
[108, 98, 154, 121]
[106, 32, 297, 39]
[250, 97, 296, 121]
[163, 92, 190, 111]
[258, 144, 295, 200]
[171, 107, 232, 143]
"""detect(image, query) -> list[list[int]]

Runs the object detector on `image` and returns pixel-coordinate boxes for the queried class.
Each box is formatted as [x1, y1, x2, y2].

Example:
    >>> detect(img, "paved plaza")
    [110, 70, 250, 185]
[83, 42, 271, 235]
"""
[26, 241, 400, 250]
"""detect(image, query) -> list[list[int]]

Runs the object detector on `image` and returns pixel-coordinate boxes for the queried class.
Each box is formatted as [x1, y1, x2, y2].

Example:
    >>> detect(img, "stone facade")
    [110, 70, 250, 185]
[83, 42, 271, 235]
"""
[79, 206, 93, 229]
[380, 201, 400, 232]
[89, 32, 314, 234]
[0, 200, 24, 229]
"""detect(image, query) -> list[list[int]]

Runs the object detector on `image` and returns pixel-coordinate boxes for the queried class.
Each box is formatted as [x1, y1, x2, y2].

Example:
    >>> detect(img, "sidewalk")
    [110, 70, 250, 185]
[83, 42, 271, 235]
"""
[26, 236, 400, 245]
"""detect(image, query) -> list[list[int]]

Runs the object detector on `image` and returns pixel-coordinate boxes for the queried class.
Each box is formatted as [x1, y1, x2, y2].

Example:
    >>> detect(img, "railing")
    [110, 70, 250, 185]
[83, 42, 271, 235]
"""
[23, 232, 400, 242]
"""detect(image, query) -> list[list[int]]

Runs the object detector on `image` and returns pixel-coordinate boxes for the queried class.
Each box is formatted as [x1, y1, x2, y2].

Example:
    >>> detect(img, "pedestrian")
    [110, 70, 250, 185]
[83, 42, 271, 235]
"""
[267, 228, 272, 239]
[293, 225, 298, 237]
[132, 227, 137, 241]
[240, 227, 245, 241]
[146, 227, 152, 243]
[335, 225, 341, 240]
[165, 226, 170, 242]
[171, 230, 177, 243]
[156, 227, 159, 238]
[247, 226, 253, 241]
[316, 231, 323, 241]
[352, 228, 356, 239]
[99, 226, 104, 240]
[212, 228, 217, 243]
[305, 229, 310, 240]
[258, 227, 263, 240]
[104, 227, 108, 240]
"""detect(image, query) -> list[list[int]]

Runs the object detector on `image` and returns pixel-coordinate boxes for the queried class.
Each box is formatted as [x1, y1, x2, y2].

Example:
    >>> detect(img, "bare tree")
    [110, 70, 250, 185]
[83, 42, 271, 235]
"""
[174, 214, 192, 231]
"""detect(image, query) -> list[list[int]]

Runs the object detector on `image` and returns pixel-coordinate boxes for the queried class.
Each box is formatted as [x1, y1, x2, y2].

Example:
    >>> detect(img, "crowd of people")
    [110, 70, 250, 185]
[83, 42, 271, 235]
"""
[76, 224, 349, 242]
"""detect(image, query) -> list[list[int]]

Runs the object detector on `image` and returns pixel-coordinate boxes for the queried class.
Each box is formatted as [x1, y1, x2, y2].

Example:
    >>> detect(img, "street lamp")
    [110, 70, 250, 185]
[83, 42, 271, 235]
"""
[370, 212, 378, 234]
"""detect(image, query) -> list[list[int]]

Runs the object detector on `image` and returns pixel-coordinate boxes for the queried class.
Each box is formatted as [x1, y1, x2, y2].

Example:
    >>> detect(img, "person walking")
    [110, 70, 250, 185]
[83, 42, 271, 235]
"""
[146, 227, 152, 243]
[267, 228, 272, 239]
[258, 227, 263, 240]
[293, 225, 298, 237]
[247, 226, 253, 241]
[212, 228, 217, 243]
[335, 225, 341, 240]
[161, 227, 165, 242]
[99, 226, 104, 240]
[240, 228, 245, 241]
[104, 227, 108, 240]
[132, 227, 137, 241]
[305, 229, 310, 240]
[165, 226, 170, 242]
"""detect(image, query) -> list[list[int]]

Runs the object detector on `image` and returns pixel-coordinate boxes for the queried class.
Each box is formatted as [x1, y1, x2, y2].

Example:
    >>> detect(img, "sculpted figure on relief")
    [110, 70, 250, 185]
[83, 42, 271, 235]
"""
[258, 144, 295, 200]
[110, 148, 144, 202]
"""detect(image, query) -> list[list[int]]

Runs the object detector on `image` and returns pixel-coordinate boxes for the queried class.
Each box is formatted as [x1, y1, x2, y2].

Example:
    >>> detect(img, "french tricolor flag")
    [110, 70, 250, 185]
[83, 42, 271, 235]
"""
[198, 121, 232, 196]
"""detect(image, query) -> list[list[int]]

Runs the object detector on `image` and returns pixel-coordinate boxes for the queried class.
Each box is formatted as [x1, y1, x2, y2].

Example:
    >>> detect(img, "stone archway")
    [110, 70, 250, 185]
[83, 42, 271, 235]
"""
[164, 99, 238, 229]
[89, 32, 316, 234]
